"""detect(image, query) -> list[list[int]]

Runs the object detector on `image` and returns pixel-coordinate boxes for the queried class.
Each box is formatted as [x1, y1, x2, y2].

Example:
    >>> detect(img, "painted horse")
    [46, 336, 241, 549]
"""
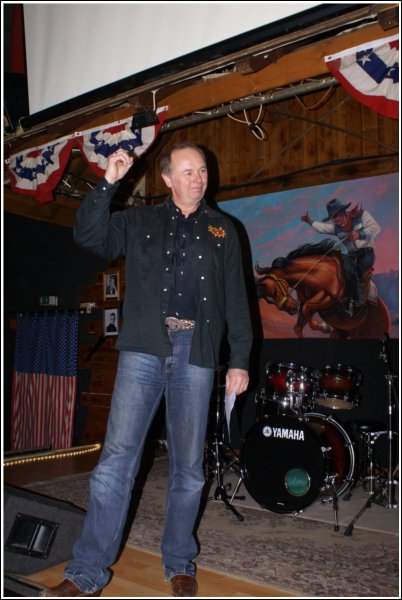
[255, 240, 390, 339]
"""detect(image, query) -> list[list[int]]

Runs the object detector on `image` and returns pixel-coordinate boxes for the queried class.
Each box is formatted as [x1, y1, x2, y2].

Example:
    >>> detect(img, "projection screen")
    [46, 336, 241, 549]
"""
[23, 2, 319, 116]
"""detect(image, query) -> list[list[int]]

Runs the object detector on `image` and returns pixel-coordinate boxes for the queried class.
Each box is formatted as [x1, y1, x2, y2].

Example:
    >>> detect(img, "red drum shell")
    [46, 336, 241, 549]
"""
[316, 364, 361, 410]
[264, 362, 316, 414]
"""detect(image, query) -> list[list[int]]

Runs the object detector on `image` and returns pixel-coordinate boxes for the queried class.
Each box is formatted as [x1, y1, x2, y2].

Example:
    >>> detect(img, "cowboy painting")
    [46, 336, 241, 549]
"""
[301, 199, 381, 315]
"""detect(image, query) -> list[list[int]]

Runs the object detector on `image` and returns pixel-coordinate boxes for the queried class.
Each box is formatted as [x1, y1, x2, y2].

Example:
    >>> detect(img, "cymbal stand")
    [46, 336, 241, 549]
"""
[343, 428, 387, 537]
[344, 333, 399, 535]
[376, 333, 399, 509]
[205, 368, 245, 521]
[360, 428, 388, 496]
[344, 485, 384, 537]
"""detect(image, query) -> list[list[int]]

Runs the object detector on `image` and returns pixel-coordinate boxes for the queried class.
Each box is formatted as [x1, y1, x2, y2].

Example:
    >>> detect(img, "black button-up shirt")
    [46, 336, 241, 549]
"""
[167, 198, 202, 320]
[74, 179, 253, 370]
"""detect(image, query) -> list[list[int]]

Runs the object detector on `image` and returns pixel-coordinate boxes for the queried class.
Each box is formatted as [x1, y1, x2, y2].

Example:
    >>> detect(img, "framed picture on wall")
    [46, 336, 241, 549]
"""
[103, 272, 120, 300]
[104, 308, 119, 336]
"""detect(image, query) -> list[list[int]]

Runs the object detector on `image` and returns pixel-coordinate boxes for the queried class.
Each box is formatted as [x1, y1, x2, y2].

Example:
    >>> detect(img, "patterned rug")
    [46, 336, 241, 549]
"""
[25, 455, 399, 598]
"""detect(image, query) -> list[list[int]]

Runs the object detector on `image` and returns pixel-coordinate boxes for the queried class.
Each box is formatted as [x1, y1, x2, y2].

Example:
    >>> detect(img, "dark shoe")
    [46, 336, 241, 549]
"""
[39, 579, 102, 597]
[170, 575, 198, 597]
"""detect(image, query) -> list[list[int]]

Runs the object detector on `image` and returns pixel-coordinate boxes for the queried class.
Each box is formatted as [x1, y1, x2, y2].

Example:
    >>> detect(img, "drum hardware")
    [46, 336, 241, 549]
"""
[204, 366, 245, 522]
[325, 472, 340, 532]
[343, 484, 384, 537]
[360, 427, 388, 496]
[344, 463, 398, 539]
[380, 332, 399, 509]
[371, 333, 398, 509]
[254, 388, 267, 421]
[344, 334, 399, 536]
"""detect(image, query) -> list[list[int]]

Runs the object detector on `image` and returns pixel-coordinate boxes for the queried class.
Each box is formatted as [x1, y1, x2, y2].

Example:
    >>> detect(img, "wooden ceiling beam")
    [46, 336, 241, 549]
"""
[4, 21, 397, 159]
[4, 188, 80, 228]
[164, 23, 398, 119]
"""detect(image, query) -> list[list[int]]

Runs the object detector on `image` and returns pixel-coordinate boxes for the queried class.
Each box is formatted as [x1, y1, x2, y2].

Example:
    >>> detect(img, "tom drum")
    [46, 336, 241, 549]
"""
[316, 364, 362, 410]
[264, 362, 316, 415]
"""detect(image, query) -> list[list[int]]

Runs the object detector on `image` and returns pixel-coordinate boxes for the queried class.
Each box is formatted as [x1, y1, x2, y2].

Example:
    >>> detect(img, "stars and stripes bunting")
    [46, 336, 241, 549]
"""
[75, 106, 167, 177]
[7, 136, 74, 203]
[325, 35, 399, 119]
[6, 106, 168, 202]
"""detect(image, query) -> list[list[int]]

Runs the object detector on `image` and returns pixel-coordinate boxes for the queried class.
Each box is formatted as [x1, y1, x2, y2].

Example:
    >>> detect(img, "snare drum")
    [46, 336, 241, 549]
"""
[316, 364, 362, 410]
[264, 362, 316, 415]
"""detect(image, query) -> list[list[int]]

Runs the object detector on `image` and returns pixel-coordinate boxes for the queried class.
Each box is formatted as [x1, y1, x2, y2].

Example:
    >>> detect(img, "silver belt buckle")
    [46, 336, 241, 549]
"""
[165, 317, 179, 331]
[165, 317, 194, 330]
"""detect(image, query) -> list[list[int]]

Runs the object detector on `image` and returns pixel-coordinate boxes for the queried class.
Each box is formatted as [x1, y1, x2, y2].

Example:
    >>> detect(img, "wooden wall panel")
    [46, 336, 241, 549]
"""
[75, 261, 125, 444]
[344, 95, 363, 159]
[146, 87, 398, 202]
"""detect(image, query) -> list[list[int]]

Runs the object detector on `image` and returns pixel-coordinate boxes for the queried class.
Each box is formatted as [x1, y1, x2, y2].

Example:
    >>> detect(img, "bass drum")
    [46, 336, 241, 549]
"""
[303, 413, 355, 502]
[240, 414, 325, 513]
[240, 413, 355, 514]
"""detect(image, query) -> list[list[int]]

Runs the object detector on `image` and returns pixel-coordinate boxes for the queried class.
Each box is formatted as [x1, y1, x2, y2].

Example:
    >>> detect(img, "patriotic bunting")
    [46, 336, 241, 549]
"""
[75, 106, 167, 177]
[325, 35, 399, 119]
[7, 137, 74, 203]
[6, 106, 168, 202]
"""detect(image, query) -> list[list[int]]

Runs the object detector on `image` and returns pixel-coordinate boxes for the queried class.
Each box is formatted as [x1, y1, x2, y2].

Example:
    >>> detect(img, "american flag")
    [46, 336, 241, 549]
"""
[325, 34, 399, 119]
[11, 312, 79, 451]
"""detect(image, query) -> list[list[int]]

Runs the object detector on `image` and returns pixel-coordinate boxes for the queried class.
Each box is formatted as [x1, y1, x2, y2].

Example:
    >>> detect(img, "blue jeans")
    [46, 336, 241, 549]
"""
[65, 329, 214, 592]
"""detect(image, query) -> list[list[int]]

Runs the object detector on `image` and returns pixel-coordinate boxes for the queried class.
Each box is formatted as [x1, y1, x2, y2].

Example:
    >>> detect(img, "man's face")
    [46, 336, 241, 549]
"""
[161, 147, 208, 215]
[332, 211, 348, 226]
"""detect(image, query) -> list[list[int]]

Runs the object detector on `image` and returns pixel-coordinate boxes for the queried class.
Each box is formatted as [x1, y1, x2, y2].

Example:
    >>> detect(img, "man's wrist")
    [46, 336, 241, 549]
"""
[100, 177, 119, 189]
[104, 175, 119, 185]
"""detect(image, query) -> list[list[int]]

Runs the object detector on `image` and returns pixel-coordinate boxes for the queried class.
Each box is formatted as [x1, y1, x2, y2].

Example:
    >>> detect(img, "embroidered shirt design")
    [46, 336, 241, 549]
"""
[208, 225, 226, 238]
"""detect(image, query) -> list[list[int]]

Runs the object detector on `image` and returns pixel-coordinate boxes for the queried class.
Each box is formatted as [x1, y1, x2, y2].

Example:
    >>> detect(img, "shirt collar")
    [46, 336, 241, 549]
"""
[166, 195, 204, 220]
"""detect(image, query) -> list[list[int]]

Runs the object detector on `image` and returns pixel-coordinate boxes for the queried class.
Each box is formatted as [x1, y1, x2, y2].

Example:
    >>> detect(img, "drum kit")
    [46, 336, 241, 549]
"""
[205, 341, 398, 533]
[243, 361, 360, 527]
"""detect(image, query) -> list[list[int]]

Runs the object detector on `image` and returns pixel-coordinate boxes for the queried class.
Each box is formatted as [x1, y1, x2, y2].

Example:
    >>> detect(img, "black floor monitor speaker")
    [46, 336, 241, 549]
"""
[4, 485, 86, 576]
[3, 573, 45, 597]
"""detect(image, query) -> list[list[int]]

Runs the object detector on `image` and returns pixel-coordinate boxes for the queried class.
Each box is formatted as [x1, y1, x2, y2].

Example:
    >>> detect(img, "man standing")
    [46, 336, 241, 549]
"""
[40, 143, 252, 597]
[301, 198, 381, 314]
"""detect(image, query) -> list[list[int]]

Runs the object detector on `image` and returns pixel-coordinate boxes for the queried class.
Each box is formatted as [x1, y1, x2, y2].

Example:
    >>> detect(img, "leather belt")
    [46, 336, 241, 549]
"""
[165, 316, 195, 331]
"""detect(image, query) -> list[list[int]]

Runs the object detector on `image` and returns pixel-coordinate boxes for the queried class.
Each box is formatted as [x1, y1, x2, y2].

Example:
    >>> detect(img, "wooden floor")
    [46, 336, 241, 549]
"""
[4, 447, 297, 598]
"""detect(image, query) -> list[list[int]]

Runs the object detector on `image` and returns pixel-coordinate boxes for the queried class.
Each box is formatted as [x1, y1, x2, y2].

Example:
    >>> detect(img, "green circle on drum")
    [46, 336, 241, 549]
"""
[285, 468, 311, 496]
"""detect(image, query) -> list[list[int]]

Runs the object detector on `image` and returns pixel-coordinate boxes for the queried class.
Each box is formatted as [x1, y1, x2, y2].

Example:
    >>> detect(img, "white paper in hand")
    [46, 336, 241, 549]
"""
[224, 390, 236, 441]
